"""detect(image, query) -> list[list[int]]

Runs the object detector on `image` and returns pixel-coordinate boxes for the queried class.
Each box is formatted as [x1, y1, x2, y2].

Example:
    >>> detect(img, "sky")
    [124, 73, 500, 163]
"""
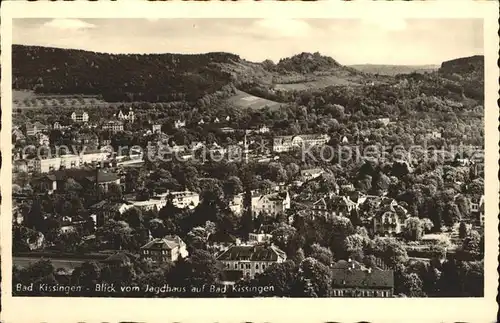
[13, 18, 484, 65]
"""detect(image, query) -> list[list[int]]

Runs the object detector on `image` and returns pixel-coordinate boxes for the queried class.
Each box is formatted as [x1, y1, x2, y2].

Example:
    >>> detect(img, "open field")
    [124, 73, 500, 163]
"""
[227, 90, 282, 110]
[13, 90, 108, 109]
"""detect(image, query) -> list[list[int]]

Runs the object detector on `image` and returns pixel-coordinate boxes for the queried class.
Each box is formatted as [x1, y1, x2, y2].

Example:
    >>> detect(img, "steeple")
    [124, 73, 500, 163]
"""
[243, 131, 249, 164]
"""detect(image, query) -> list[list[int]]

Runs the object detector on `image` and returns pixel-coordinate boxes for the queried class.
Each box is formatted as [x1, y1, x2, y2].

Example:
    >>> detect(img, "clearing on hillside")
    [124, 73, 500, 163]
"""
[228, 90, 282, 110]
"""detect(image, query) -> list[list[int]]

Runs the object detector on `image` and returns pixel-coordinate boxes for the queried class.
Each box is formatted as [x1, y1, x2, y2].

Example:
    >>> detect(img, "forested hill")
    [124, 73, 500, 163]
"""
[437, 55, 484, 100]
[12, 45, 484, 104]
[12, 45, 239, 102]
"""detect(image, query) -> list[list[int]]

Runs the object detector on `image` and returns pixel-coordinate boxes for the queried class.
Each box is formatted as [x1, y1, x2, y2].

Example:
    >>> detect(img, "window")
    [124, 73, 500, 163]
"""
[240, 264, 244, 269]
[255, 264, 259, 270]
[234, 263, 238, 269]
[262, 265, 266, 270]
[246, 264, 251, 269]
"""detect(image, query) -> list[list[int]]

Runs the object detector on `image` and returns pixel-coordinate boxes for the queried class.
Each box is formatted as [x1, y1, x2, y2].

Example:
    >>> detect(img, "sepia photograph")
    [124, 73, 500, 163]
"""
[1, 1, 498, 322]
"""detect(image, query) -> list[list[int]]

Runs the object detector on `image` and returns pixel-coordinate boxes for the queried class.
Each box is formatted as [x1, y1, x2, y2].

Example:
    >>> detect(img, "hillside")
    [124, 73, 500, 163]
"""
[12, 45, 238, 103]
[12, 45, 484, 105]
[438, 55, 484, 100]
[349, 64, 439, 76]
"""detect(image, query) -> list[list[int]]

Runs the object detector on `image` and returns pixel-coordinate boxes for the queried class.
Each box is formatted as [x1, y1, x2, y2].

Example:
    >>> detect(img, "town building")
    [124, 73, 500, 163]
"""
[300, 168, 324, 182]
[470, 195, 485, 226]
[252, 191, 291, 217]
[117, 108, 135, 122]
[248, 233, 273, 245]
[217, 244, 287, 281]
[102, 121, 124, 133]
[370, 200, 408, 236]
[175, 120, 186, 128]
[25, 122, 49, 136]
[152, 124, 162, 133]
[272, 134, 330, 153]
[36, 132, 50, 146]
[229, 194, 244, 216]
[71, 111, 89, 123]
[89, 200, 134, 227]
[32, 168, 121, 193]
[140, 235, 189, 263]
[130, 198, 167, 212]
[331, 259, 394, 297]
[12, 127, 26, 141]
[220, 127, 235, 133]
[377, 118, 391, 126]
[167, 191, 200, 209]
[258, 125, 270, 134]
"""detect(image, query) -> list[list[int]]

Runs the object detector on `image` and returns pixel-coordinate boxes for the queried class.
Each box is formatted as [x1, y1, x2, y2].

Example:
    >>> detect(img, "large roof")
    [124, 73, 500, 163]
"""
[331, 260, 394, 288]
[140, 235, 184, 250]
[217, 244, 286, 262]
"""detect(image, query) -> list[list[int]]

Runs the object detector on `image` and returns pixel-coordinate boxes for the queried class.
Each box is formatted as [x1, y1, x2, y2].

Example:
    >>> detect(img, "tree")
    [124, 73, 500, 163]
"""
[296, 257, 332, 297]
[107, 182, 123, 201]
[461, 229, 481, 256]
[123, 207, 144, 229]
[401, 272, 426, 297]
[254, 260, 298, 297]
[97, 220, 133, 250]
[168, 249, 222, 291]
[309, 243, 334, 267]
[223, 176, 243, 198]
[403, 217, 434, 241]
[458, 221, 468, 239]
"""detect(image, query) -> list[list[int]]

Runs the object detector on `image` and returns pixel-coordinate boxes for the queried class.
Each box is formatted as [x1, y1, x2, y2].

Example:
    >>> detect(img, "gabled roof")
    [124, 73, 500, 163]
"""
[140, 235, 184, 250]
[216, 244, 286, 261]
[331, 260, 394, 288]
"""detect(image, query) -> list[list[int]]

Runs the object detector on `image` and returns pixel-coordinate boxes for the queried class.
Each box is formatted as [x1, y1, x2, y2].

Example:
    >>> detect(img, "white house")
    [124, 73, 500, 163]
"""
[252, 191, 291, 217]
[71, 111, 89, 123]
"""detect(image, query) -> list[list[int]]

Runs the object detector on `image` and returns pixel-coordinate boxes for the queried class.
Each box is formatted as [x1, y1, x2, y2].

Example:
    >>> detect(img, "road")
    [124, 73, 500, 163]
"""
[13, 257, 90, 271]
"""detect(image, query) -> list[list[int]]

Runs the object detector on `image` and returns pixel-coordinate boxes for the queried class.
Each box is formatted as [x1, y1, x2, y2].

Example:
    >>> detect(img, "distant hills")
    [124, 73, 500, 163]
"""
[12, 44, 484, 103]
[349, 64, 439, 76]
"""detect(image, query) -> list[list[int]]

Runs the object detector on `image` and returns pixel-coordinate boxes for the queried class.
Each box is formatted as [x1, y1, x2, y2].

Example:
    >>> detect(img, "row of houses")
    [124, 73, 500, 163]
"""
[272, 134, 330, 153]
[14, 151, 110, 174]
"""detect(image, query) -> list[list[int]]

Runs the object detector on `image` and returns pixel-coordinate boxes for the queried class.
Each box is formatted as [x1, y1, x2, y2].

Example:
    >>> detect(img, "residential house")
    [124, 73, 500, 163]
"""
[25, 122, 49, 136]
[220, 127, 235, 133]
[377, 118, 391, 126]
[300, 168, 324, 182]
[89, 200, 134, 227]
[331, 259, 394, 297]
[76, 132, 100, 150]
[371, 200, 408, 236]
[32, 168, 120, 193]
[229, 193, 244, 216]
[12, 127, 26, 142]
[198, 119, 205, 125]
[31, 174, 58, 194]
[140, 235, 189, 263]
[330, 196, 357, 218]
[102, 121, 124, 133]
[174, 120, 186, 128]
[258, 125, 270, 134]
[13, 160, 28, 173]
[470, 195, 485, 226]
[168, 191, 200, 209]
[34, 133, 49, 146]
[252, 191, 291, 217]
[272, 134, 330, 153]
[248, 233, 273, 245]
[217, 244, 287, 281]
[30, 154, 81, 173]
[427, 131, 442, 139]
[152, 124, 162, 133]
[117, 108, 135, 122]
[71, 111, 89, 123]
[130, 197, 167, 212]
[53, 121, 63, 130]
